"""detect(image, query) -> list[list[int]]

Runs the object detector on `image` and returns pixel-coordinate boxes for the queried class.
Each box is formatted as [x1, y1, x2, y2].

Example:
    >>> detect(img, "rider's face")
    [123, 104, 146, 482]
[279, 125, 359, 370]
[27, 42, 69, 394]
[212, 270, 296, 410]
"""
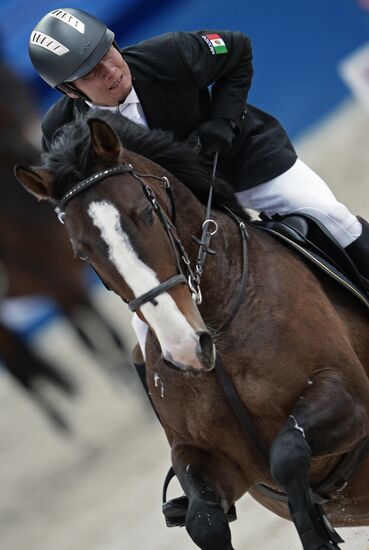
[68, 46, 132, 106]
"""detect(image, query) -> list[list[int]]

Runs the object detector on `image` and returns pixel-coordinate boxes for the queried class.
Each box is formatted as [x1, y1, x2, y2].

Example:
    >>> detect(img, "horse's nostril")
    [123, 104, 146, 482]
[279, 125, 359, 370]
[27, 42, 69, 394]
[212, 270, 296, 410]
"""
[197, 331, 215, 370]
[198, 331, 213, 354]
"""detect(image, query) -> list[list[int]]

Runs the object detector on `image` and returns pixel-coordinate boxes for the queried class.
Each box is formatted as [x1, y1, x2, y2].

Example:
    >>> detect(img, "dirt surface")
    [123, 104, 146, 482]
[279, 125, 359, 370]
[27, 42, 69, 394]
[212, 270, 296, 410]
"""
[1, 100, 369, 549]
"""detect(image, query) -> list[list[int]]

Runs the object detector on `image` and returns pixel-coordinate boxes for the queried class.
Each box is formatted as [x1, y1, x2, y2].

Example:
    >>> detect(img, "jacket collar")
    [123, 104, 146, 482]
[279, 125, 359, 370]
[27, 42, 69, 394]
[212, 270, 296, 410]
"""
[128, 63, 167, 129]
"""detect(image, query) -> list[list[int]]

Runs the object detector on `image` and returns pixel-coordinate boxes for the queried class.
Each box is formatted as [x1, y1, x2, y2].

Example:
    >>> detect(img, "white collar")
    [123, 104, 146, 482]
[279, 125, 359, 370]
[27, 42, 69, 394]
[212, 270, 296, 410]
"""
[85, 86, 139, 113]
[121, 87, 140, 105]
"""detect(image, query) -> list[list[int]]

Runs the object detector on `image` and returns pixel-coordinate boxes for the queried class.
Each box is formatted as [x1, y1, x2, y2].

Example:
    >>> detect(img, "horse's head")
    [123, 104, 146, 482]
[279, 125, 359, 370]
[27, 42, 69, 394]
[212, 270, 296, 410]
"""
[14, 116, 216, 373]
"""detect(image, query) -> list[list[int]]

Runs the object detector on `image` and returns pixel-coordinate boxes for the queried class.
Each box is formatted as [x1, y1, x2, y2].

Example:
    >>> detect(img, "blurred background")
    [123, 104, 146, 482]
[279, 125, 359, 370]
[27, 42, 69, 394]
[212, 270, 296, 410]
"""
[0, 1, 368, 549]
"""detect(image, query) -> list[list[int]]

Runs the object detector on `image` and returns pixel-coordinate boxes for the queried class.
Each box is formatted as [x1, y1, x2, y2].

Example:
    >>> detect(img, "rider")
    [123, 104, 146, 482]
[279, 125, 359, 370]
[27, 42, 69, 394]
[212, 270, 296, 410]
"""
[28, 8, 369, 306]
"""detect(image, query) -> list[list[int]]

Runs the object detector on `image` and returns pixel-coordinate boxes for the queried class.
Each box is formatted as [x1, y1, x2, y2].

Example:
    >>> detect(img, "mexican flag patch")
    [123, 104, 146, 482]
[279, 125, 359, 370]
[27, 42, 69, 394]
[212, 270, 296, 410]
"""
[201, 33, 228, 55]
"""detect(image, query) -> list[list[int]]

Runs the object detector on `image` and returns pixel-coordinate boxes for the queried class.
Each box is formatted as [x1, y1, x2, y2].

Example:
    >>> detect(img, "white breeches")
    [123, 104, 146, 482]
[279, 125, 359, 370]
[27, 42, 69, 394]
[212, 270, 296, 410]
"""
[236, 159, 362, 248]
[132, 158, 363, 357]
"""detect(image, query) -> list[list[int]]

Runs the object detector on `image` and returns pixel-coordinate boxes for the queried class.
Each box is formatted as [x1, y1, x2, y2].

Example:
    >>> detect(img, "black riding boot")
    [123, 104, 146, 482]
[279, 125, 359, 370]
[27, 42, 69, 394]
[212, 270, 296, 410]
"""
[345, 216, 369, 292]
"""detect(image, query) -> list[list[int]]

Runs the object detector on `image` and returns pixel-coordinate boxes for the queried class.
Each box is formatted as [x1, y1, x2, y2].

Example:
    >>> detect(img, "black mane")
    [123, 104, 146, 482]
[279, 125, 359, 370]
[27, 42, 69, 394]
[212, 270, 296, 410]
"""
[42, 109, 249, 220]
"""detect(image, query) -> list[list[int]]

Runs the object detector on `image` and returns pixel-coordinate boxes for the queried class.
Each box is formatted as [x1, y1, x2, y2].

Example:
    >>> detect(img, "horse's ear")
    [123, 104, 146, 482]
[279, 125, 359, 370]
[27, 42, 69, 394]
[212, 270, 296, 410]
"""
[87, 118, 122, 162]
[14, 165, 54, 201]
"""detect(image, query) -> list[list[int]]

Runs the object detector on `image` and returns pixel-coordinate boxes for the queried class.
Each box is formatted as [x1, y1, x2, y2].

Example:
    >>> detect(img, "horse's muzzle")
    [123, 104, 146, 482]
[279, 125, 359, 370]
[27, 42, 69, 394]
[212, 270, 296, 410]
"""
[162, 330, 216, 373]
[196, 331, 216, 372]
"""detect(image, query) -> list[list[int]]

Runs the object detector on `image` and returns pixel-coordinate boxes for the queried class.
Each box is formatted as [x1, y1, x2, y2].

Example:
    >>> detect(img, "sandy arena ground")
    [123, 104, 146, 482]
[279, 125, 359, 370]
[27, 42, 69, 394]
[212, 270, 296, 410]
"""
[1, 99, 369, 550]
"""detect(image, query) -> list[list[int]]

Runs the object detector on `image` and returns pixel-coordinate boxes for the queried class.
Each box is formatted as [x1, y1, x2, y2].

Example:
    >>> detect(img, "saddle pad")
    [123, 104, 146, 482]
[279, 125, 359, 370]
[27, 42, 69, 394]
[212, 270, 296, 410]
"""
[259, 226, 369, 312]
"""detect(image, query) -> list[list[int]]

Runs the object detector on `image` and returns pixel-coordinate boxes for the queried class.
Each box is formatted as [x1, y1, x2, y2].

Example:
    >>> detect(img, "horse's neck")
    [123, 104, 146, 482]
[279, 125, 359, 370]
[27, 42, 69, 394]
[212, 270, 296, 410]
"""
[172, 184, 291, 329]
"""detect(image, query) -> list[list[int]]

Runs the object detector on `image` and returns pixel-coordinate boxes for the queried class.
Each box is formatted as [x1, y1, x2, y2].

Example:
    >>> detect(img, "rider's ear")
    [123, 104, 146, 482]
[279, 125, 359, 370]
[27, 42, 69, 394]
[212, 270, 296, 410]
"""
[14, 165, 54, 201]
[87, 118, 123, 162]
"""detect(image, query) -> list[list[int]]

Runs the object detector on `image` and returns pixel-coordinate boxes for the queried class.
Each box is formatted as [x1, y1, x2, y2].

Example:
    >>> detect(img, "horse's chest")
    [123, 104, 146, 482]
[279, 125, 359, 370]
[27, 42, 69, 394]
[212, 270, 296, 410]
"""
[147, 366, 230, 432]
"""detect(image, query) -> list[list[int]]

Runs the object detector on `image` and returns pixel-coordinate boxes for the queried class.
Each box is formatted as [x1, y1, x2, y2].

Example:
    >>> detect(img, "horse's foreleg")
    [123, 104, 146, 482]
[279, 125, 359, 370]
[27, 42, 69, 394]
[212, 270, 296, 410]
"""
[172, 446, 235, 550]
[270, 417, 342, 550]
[270, 374, 368, 550]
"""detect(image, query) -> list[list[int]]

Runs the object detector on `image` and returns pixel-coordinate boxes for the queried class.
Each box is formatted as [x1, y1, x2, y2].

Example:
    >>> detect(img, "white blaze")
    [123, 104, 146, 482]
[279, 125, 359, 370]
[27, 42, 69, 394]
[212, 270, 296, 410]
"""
[88, 201, 201, 368]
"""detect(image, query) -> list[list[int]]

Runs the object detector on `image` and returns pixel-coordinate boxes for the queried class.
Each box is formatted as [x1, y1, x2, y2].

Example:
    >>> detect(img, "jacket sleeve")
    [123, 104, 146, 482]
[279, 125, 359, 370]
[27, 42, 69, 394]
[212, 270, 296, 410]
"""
[174, 30, 253, 128]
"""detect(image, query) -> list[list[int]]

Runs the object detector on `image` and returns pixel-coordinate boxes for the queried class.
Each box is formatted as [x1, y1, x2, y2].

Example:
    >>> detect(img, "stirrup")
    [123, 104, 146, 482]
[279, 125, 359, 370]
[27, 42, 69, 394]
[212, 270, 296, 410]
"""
[162, 495, 188, 527]
[162, 466, 237, 528]
[162, 495, 237, 528]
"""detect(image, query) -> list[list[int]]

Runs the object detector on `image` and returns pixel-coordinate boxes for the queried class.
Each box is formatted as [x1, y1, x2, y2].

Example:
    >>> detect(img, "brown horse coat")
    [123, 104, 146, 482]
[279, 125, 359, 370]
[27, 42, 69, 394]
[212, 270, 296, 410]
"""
[15, 113, 369, 549]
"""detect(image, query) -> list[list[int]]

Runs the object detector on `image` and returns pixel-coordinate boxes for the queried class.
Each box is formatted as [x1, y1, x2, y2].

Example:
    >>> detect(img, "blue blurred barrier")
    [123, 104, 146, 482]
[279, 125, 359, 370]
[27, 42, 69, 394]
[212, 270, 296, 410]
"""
[0, 296, 59, 339]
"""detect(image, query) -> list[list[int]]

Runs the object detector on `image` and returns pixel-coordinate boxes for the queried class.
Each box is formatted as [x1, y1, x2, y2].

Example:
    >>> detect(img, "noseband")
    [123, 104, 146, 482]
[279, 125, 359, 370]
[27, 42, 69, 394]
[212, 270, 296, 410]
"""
[55, 162, 203, 310]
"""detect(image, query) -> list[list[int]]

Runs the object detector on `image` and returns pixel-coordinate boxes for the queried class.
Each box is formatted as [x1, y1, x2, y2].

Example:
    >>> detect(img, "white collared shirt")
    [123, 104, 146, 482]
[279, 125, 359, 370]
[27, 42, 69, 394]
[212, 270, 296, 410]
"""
[86, 87, 148, 128]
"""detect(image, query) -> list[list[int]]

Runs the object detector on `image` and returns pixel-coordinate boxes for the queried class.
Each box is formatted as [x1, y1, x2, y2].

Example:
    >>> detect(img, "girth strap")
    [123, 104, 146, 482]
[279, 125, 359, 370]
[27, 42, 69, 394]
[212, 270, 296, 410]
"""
[312, 436, 369, 498]
[254, 435, 369, 505]
[214, 356, 270, 464]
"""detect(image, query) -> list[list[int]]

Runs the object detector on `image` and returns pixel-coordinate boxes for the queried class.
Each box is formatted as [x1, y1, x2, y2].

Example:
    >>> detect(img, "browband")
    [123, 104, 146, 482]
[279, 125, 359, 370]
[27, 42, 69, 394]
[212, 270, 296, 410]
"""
[55, 164, 133, 223]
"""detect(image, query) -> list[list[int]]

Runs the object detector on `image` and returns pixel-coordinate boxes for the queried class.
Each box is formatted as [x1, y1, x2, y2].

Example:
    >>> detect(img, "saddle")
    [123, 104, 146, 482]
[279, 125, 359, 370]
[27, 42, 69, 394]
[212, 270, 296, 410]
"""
[255, 213, 369, 310]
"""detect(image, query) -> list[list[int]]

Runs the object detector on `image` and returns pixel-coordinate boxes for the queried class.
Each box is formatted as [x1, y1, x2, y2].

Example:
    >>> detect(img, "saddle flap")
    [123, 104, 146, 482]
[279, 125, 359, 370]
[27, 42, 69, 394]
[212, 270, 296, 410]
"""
[258, 213, 364, 291]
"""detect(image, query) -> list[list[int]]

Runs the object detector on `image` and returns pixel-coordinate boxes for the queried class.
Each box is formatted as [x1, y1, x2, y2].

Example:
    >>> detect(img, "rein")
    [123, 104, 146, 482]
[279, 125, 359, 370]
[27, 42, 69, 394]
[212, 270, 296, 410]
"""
[129, 169, 202, 308]
[192, 152, 219, 283]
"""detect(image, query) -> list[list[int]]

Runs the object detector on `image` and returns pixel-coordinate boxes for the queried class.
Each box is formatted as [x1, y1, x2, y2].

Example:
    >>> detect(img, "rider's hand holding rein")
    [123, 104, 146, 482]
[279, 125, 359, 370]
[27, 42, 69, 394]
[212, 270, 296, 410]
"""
[197, 117, 237, 157]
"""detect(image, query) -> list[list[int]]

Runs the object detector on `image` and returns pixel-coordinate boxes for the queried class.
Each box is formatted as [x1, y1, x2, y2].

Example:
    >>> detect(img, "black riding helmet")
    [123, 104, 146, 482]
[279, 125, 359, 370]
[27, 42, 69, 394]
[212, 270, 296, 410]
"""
[29, 8, 115, 91]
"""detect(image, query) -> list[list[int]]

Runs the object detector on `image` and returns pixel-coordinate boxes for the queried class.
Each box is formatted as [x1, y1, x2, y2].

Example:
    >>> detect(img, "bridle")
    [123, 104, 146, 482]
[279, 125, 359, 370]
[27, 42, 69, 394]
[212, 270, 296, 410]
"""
[55, 160, 249, 326]
[55, 162, 204, 311]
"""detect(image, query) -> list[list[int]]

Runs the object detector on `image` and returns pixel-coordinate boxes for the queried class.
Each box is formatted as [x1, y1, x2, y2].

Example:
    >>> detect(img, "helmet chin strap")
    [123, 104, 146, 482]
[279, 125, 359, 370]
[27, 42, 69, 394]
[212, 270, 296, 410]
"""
[57, 82, 91, 102]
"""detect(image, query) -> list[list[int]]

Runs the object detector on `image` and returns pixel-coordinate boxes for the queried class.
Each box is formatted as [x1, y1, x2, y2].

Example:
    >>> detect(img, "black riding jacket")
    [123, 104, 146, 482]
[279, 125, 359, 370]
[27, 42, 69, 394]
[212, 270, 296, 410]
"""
[41, 30, 297, 191]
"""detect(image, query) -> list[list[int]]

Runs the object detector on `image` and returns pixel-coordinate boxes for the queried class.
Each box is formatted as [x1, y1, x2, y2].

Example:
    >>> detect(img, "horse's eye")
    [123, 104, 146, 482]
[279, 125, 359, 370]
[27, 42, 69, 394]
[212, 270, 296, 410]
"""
[143, 206, 155, 226]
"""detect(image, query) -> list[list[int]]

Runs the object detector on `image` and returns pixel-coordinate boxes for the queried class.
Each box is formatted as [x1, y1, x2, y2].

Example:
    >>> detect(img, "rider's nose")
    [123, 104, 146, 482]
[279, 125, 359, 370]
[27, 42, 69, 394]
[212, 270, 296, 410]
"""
[99, 61, 115, 80]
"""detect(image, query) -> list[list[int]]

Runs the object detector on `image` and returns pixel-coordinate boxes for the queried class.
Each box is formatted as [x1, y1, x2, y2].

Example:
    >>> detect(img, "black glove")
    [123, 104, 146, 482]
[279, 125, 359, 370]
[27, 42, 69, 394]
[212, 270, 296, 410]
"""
[196, 117, 236, 157]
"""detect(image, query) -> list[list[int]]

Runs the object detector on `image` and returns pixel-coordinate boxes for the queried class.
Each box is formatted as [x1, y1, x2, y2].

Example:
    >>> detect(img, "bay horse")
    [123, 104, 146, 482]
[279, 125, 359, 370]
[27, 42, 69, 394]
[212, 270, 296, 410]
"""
[15, 111, 369, 550]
